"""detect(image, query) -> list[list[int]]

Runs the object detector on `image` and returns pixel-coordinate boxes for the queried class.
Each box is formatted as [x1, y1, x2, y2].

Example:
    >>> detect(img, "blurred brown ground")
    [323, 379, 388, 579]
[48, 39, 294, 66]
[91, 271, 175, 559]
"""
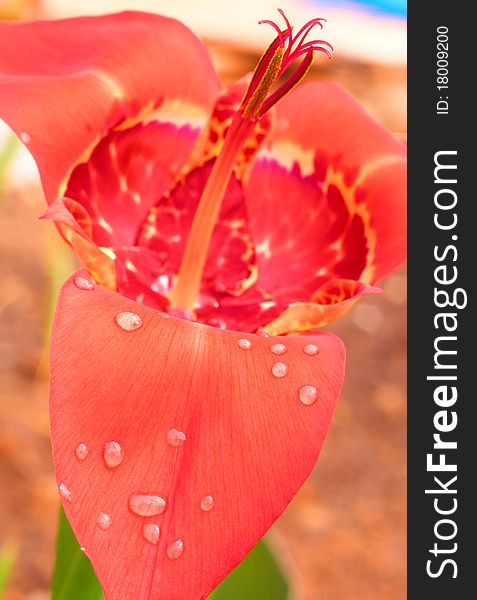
[0, 37, 406, 600]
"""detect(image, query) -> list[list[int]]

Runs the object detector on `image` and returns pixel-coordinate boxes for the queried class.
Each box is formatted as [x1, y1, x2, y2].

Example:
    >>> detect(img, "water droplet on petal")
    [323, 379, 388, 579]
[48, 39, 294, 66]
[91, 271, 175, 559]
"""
[96, 512, 112, 530]
[115, 311, 142, 332]
[167, 539, 184, 560]
[73, 276, 95, 291]
[272, 362, 288, 378]
[19, 132, 31, 144]
[257, 330, 270, 338]
[303, 344, 319, 356]
[103, 441, 124, 468]
[270, 343, 287, 355]
[129, 494, 166, 517]
[59, 482, 72, 501]
[200, 495, 214, 512]
[167, 429, 186, 447]
[143, 523, 161, 544]
[299, 385, 318, 405]
[158, 312, 170, 318]
[237, 338, 252, 350]
[75, 443, 89, 460]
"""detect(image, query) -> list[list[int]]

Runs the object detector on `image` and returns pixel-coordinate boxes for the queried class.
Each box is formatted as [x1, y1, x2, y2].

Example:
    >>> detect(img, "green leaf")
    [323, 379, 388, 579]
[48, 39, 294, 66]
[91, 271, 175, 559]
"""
[0, 543, 17, 599]
[52, 508, 104, 600]
[207, 538, 289, 600]
[52, 509, 288, 600]
[0, 134, 19, 193]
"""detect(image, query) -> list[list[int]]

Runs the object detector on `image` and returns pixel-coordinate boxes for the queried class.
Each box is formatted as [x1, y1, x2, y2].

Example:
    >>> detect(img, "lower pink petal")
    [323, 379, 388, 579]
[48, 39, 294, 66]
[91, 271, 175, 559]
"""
[51, 271, 345, 599]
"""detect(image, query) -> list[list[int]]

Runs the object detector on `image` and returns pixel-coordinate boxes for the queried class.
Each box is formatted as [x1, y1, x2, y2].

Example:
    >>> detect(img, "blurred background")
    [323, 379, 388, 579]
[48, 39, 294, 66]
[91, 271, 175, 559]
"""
[0, 0, 406, 598]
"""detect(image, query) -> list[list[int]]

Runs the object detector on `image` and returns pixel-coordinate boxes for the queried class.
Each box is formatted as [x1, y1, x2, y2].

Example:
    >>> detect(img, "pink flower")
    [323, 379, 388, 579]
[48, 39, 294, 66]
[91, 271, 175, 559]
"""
[0, 10, 405, 599]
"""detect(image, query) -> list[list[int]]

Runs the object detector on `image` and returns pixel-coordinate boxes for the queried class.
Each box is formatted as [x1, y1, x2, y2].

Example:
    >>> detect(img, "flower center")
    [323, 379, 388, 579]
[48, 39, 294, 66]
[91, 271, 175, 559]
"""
[168, 10, 332, 314]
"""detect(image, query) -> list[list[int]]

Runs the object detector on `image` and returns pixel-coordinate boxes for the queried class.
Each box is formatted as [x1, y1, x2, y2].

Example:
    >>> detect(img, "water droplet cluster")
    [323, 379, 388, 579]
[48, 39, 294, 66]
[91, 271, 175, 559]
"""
[236, 334, 321, 406]
[65, 278, 324, 559]
[66, 429, 214, 556]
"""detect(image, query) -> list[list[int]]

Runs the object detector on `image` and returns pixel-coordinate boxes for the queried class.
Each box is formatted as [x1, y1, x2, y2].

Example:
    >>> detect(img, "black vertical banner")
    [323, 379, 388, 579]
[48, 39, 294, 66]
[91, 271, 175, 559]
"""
[408, 2, 473, 599]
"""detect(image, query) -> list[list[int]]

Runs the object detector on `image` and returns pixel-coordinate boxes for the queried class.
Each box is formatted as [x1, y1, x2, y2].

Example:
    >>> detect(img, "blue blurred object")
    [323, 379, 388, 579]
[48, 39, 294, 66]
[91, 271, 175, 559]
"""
[318, 0, 407, 18]
[360, 0, 406, 16]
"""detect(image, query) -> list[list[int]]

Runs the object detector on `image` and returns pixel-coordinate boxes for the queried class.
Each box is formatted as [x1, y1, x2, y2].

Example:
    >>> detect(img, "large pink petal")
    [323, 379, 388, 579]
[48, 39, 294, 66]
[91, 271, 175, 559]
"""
[51, 271, 345, 599]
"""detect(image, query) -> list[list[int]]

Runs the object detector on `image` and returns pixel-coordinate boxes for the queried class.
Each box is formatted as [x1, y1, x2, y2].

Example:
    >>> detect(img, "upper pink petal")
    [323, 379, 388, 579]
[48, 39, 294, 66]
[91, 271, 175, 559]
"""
[0, 12, 220, 202]
[242, 81, 406, 330]
[247, 81, 406, 290]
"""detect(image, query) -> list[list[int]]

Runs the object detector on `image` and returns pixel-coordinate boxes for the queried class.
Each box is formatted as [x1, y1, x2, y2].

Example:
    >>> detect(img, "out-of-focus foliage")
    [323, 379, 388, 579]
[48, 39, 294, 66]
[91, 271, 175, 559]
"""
[209, 538, 289, 600]
[0, 134, 18, 192]
[0, 543, 17, 598]
[52, 509, 104, 600]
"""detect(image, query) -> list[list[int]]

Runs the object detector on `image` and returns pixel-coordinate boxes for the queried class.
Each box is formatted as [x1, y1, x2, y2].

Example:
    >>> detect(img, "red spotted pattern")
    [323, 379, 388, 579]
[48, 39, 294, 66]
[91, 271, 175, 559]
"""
[66, 121, 200, 246]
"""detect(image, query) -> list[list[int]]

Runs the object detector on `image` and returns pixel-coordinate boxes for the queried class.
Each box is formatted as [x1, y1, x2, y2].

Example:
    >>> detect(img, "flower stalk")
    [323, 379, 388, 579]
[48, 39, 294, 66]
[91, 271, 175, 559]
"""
[168, 115, 255, 312]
